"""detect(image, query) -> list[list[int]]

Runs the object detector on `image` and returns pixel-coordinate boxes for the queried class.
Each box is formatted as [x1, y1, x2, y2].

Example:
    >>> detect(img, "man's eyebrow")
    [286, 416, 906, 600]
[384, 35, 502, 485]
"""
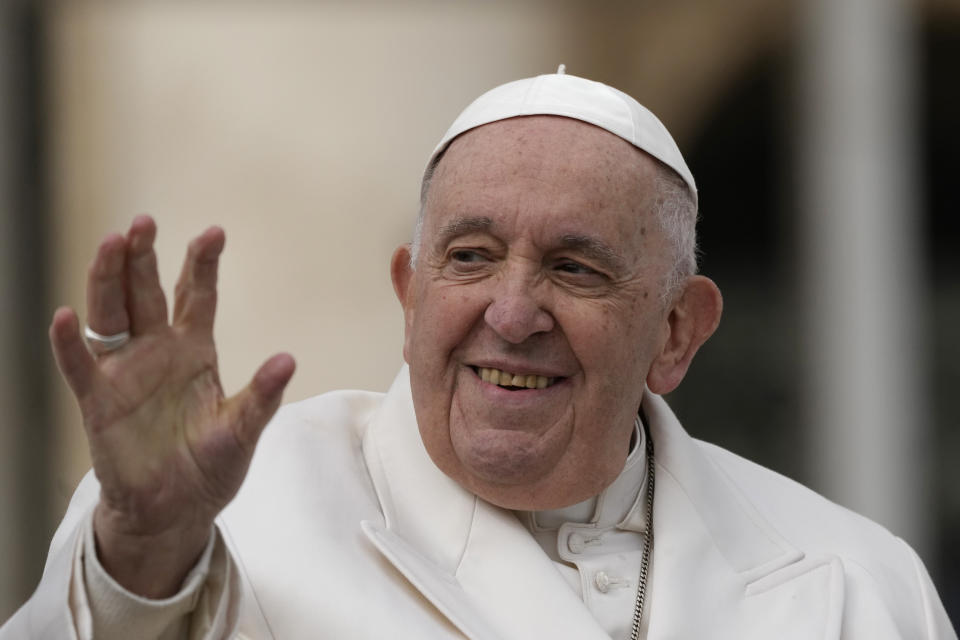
[435, 216, 493, 246]
[432, 221, 626, 269]
[559, 234, 627, 270]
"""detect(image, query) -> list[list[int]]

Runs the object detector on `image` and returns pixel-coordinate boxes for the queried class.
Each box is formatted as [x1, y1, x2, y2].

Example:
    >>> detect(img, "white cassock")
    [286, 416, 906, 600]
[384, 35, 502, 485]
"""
[1, 366, 955, 639]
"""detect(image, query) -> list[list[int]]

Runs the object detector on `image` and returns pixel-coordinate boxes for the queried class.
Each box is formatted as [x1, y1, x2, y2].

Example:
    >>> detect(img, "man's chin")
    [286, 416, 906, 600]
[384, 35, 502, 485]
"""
[457, 441, 554, 486]
[452, 418, 568, 475]
[437, 430, 579, 509]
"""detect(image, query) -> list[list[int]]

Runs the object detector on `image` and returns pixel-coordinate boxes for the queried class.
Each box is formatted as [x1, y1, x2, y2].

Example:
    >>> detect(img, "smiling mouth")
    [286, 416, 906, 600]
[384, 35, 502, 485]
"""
[471, 366, 559, 390]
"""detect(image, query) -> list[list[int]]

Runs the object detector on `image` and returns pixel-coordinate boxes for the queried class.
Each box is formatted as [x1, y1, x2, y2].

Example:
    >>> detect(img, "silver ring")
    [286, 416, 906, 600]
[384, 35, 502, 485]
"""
[84, 325, 131, 355]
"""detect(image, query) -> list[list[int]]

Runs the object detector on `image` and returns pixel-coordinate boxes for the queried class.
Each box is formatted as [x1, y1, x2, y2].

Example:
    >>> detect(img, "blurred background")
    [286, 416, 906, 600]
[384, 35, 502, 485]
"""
[1, 0, 957, 628]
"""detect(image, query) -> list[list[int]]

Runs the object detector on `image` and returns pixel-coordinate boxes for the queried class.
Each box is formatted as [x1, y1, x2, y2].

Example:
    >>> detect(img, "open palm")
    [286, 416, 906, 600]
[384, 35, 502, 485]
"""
[49, 215, 295, 597]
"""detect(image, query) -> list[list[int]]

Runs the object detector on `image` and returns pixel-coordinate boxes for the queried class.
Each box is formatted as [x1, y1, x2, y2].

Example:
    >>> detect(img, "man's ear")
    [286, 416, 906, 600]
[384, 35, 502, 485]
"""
[391, 244, 414, 307]
[646, 276, 723, 395]
[391, 244, 415, 362]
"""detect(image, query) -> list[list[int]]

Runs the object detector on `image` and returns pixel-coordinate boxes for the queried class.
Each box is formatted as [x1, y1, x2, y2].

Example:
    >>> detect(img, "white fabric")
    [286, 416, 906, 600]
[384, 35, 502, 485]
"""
[427, 71, 698, 204]
[518, 418, 651, 639]
[1, 366, 955, 639]
[74, 512, 217, 640]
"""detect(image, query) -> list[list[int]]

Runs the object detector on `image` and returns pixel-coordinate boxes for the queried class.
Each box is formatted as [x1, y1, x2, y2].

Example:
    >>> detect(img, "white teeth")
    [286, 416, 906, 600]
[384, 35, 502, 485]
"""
[478, 367, 554, 390]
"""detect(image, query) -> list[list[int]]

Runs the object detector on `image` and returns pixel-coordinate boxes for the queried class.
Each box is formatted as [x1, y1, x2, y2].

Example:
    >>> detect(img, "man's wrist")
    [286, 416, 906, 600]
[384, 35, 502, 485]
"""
[92, 503, 214, 599]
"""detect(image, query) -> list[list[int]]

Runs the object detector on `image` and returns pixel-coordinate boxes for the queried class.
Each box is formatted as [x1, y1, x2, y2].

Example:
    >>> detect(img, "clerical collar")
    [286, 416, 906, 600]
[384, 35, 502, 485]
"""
[518, 415, 648, 533]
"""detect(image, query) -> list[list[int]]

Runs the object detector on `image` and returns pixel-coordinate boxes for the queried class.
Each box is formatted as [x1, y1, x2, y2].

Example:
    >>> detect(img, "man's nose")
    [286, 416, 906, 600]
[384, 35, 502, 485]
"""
[483, 279, 555, 344]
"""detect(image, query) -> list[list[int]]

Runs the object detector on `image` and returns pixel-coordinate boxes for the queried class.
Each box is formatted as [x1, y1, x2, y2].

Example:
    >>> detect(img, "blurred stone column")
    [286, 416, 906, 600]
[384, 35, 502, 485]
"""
[797, 0, 930, 554]
[0, 0, 52, 622]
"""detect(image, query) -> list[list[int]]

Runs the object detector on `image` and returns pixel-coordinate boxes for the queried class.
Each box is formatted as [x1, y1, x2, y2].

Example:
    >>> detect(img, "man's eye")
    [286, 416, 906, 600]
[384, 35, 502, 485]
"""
[450, 249, 486, 263]
[555, 260, 597, 275]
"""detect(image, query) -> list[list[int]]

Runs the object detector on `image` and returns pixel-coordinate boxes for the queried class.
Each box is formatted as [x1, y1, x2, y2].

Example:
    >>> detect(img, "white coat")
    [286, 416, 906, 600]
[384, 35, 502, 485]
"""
[2, 367, 955, 639]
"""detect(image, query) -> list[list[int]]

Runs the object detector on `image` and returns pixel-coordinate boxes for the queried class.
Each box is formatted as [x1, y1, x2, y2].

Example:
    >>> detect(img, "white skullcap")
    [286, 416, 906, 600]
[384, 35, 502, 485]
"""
[425, 66, 697, 206]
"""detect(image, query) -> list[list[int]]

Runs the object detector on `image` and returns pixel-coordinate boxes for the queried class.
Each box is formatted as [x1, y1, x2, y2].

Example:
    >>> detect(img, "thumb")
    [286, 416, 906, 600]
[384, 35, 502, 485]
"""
[230, 353, 296, 450]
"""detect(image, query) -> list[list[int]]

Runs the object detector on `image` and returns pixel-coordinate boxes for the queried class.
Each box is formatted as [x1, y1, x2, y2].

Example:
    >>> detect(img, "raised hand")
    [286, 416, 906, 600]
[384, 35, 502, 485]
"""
[49, 215, 295, 598]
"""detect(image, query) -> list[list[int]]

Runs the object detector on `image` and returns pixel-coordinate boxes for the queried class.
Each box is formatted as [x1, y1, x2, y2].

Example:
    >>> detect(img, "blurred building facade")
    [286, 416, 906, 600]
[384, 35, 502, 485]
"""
[1, 0, 957, 627]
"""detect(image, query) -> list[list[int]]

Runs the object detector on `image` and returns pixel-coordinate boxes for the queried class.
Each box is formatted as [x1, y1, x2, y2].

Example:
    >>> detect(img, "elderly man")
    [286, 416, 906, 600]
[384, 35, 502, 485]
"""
[2, 70, 955, 639]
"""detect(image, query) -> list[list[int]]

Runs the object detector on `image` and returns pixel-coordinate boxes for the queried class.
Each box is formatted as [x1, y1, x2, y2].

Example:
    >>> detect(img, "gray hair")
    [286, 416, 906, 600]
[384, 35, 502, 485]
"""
[651, 162, 699, 298]
[411, 152, 698, 300]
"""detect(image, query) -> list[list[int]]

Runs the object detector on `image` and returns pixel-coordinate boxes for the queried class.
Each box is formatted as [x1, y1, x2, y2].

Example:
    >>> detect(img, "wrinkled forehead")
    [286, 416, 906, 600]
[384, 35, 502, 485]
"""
[422, 117, 665, 256]
[427, 115, 659, 205]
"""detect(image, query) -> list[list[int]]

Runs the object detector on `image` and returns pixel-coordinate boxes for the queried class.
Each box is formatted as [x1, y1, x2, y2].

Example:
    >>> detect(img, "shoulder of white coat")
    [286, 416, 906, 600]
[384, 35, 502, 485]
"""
[238, 387, 388, 508]
[238, 391, 384, 511]
[694, 439, 948, 635]
[694, 439, 903, 555]
[254, 388, 386, 451]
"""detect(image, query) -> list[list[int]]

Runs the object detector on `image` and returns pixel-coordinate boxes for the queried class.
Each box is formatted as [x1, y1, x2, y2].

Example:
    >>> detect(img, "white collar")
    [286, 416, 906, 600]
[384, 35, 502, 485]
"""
[520, 416, 649, 533]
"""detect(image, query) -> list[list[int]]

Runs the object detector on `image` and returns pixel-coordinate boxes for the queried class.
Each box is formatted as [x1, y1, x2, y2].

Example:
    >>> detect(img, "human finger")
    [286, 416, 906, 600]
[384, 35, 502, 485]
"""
[86, 233, 130, 337]
[172, 227, 225, 334]
[49, 306, 98, 402]
[124, 215, 168, 334]
[228, 353, 296, 451]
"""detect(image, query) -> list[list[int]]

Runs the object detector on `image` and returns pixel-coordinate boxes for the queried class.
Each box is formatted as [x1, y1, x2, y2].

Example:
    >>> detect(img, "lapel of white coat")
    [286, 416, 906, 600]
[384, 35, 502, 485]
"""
[361, 369, 845, 639]
[361, 367, 609, 640]
[642, 389, 845, 639]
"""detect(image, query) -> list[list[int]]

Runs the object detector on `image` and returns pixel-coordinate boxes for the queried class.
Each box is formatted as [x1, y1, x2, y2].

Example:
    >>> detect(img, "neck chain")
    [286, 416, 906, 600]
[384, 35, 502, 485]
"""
[629, 417, 655, 640]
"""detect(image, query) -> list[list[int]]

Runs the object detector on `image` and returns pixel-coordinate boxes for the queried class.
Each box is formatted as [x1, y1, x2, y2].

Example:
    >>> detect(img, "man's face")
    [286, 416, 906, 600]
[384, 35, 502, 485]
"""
[394, 116, 676, 510]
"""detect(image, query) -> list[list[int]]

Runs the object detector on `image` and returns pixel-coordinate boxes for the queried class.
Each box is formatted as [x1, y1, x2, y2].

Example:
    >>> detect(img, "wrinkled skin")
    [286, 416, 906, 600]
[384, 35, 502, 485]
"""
[392, 116, 722, 510]
[50, 217, 295, 597]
